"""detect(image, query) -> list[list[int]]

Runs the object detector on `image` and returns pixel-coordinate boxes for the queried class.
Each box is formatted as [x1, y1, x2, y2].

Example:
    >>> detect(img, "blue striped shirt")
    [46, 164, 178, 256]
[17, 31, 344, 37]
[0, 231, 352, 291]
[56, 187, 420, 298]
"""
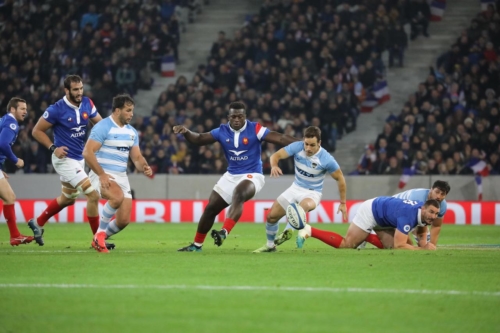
[393, 188, 447, 218]
[284, 141, 340, 192]
[88, 117, 138, 174]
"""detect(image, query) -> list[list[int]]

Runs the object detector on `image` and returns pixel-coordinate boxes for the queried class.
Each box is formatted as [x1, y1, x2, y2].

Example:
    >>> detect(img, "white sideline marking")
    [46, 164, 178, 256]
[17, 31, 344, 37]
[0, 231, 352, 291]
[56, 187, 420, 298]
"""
[0, 284, 499, 297]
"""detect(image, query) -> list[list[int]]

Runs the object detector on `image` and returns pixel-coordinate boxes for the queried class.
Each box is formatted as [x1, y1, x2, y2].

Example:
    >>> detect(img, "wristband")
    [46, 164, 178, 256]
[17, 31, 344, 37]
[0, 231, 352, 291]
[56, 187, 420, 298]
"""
[49, 145, 57, 153]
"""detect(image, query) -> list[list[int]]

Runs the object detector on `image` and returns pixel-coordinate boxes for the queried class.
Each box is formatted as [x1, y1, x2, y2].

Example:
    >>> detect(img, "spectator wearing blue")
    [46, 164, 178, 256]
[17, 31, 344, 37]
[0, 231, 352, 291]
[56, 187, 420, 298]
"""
[80, 4, 100, 30]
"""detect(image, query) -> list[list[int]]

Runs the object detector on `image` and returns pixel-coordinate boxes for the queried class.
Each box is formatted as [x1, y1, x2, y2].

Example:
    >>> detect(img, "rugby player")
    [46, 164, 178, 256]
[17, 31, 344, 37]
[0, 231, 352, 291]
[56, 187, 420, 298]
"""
[83, 94, 152, 253]
[174, 101, 299, 251]
[297, 196, 439, 250]
[28, 75, 104, 247]
[0, 98, 34, 246]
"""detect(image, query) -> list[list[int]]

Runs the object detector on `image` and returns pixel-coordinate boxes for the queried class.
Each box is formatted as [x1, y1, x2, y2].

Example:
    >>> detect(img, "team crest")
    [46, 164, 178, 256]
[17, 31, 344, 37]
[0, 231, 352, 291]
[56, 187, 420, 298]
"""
[130, 134, 135, 140]
[243, 137, 249, 145]
[82, 112, 89, 120]
[311, 163, 317, 169]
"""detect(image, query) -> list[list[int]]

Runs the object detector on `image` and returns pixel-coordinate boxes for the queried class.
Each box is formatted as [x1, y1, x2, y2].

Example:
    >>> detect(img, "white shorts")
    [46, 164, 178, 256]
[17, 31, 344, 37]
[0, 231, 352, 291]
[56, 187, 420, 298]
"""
[277, 183, 322, 209]
[52, 154, 88, 187]
[89, 171, 132, 199]
[0, 170, 4, 180]
[213, 172, 265, 205]
[352, 198, 377, 233]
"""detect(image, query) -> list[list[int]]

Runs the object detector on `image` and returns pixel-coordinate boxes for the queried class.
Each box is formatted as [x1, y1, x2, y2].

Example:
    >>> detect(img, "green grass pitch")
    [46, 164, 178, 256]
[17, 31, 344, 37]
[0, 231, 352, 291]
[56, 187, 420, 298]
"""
[1, 223, 499, 333]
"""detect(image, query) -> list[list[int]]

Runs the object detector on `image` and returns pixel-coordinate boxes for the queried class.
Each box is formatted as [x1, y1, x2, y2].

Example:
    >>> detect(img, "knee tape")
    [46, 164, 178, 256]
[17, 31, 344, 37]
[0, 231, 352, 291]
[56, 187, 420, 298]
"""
[62, 186, 80, 199]
[77, 184, 96, 195]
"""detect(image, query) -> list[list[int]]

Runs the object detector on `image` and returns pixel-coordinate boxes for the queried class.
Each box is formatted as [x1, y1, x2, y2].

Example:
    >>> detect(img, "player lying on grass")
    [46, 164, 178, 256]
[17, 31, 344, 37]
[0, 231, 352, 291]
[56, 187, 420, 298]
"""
[253, 126, 350, 253]
[28, 75, 106, 247]
[174, 101, 299, 252]
[0, 97, 34, 246]
[83, 94, 152, 253]
[393, 180, 449, 245]
[296, 197, 439, 250]
[357, 180, 450, 249]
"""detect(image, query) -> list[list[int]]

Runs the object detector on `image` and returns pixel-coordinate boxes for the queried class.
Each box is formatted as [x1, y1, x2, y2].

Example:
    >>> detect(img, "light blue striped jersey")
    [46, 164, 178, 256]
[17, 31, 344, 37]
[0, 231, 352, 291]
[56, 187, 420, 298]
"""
[88, 117, 139, 174]
[284, 141, 340, 192]
[393, 188, 447, 218]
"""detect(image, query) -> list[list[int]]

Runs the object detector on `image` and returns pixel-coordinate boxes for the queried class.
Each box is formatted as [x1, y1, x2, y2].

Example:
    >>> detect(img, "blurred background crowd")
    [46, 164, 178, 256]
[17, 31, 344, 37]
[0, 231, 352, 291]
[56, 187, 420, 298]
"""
[1, 0, 499, 176]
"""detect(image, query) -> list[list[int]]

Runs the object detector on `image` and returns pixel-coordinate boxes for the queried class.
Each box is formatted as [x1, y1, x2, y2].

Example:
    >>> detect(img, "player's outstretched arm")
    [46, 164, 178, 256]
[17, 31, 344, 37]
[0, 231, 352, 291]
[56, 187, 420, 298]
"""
[130, 146, 152, 177]
[394, 229, 436, 250]
[430, 217, 442, 246]
[330, 169, 347, 221]
[173, 125, 216, 146]
[269, 148, 289, 177]
[263, 131, 300, 146]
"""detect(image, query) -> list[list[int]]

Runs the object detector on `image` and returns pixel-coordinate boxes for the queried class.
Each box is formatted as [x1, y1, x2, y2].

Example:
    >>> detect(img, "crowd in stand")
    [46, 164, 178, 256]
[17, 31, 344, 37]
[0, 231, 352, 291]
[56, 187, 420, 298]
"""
[5, 0, 477, 177]
[132, 0, 436, 175]
[0, 0, 193, 173]
[359, 3, 500, 176]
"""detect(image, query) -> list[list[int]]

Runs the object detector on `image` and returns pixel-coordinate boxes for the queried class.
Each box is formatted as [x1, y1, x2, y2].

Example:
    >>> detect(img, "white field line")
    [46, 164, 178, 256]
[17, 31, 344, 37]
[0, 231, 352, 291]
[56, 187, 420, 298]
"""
[0, 283, 499, 297]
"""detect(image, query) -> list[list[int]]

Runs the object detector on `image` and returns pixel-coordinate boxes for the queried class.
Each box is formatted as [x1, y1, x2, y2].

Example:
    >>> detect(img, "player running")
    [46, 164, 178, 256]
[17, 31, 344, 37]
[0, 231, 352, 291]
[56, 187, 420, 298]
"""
[83, 94, 152, 253]
[0, 98, 34, 246]
[296, 196, 439, 250]
[28, 75, 104, 247]
[253, 126, 348, 253]
[174, 101, 299, 252]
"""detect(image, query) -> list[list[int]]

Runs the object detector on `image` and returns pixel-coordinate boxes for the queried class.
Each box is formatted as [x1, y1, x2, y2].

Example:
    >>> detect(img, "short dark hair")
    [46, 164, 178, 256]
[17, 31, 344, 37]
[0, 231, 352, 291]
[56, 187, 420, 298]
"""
[304, 126, 321, 142]
[432, 180, 450, 194]
[424, 199, 440, 210]
[63, 75, 83, 90]
[228, 101, 246, 112]
[7, 97, 26, 113]
[112, 94, 135, 111]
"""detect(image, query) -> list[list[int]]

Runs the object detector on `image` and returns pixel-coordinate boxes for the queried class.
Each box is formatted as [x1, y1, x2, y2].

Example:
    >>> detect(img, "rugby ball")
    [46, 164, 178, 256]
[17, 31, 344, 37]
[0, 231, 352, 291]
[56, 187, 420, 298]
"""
[286, 203, 307, 230]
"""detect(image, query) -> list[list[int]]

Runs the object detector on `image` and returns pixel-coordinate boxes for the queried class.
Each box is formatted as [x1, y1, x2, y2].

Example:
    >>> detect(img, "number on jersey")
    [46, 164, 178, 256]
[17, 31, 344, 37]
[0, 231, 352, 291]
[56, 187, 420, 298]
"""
[403, 199, 418, 205]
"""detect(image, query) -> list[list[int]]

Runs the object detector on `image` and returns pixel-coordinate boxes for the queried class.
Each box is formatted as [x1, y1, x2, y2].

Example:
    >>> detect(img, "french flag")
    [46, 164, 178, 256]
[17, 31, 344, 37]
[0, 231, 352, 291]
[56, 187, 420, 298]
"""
[360, 80, 390, 113]
[467, 158, 490, 177]
[467, 158, 489, 201]
[481, 0, 495, 11]
[398, 166, 416, 189]
[430, 0, 446, 21]
[475, 176, 483, 201]
[161, 55, 176, 77]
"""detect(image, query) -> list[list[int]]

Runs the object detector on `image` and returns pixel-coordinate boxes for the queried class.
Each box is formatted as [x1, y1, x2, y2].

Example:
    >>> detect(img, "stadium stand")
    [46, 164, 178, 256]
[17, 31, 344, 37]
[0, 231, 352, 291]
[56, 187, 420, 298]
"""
[0, 0, 202, 174]
[361, 3, 500, 177]
[136, 0, 431, 175]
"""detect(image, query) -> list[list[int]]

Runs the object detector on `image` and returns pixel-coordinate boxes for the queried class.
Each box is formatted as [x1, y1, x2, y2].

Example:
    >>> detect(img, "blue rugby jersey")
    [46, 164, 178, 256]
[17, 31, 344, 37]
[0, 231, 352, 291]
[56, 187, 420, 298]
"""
[393, 188, 447, 218]
[88, 117, 139, 174]
[42, 96, 98, 160]
[210, 120, 269, 174]
[0, 114, 19, 167]
[284, 141, 340, 192]
[371, 197, 428, 234]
